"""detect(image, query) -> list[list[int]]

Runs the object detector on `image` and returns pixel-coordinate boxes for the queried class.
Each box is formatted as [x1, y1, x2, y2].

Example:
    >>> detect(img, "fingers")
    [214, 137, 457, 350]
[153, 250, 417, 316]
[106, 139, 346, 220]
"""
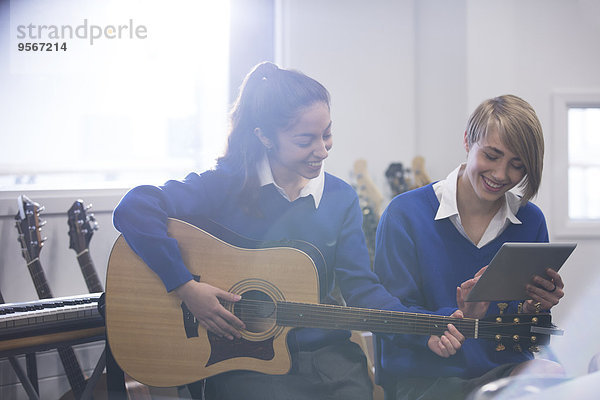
[447, 323, 465, 345]
[215, 287, 242, 304]
[525, 285, 564, 310]
[427, 324, 465, 358]
[175, 281, 246, 340]
[474, 265, 488, 278]
[456, 286, 464, 309]
[199, 313, 240, 340]
[546, 269, 565, 290]
[526, 269, 565, 310]
[451, 309, 464, 319]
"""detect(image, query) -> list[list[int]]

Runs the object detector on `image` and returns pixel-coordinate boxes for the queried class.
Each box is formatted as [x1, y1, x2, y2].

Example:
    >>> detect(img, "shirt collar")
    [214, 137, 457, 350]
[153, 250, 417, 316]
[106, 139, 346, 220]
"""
[256, 153, 324, 208]
[434, 163, 522, 224]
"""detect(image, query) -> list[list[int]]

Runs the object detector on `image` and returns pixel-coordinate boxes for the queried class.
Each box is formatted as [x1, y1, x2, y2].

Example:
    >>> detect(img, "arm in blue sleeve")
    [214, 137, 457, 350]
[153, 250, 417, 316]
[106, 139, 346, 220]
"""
[337, 196, 453, 350]
[112, 172, 217, 291]
[373, 206, 458, 348]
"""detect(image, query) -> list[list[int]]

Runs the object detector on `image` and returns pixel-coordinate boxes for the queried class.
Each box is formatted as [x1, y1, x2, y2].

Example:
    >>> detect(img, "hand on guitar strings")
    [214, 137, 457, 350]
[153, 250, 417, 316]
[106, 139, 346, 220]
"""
[524, 268, 565, 312]
[427, 309, 466, 358]
[174, 280, 246, 340]
[456, 266, 491, 319]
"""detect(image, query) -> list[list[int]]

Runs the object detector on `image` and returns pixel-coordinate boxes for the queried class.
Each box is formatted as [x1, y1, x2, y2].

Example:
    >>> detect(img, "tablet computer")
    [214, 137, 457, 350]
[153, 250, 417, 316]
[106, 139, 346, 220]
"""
[465, 242, 576, 302]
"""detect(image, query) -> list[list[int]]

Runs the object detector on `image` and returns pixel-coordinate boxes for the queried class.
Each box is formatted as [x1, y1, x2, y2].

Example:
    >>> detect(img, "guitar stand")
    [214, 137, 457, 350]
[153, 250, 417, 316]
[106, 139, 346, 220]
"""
[81, 347, 106, 400]
[8, 356, 40, 400]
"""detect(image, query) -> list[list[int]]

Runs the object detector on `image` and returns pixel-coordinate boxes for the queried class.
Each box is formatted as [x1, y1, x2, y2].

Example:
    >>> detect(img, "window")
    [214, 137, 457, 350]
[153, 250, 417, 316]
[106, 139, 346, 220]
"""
[568, 108, 600, 220]
[1, 0, 231, 191]
[552, 92, 600, 237]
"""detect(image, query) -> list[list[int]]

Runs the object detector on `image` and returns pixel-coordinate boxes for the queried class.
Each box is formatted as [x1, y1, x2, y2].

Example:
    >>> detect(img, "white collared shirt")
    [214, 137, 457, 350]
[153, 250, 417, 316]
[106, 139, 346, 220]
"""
[433, 164, 522, 248]
[256, 154, 325, 208]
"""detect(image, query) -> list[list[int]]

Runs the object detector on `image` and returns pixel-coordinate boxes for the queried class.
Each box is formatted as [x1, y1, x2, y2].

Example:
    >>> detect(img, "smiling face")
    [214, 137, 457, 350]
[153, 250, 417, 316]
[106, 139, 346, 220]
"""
[261, 101, 332, 190]
[461, 124, 526, 207]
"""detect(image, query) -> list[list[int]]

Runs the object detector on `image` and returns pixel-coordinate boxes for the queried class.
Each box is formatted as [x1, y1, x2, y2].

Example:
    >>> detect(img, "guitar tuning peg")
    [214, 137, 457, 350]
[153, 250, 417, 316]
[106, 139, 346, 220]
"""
[39, 220, 47, 227]
[89, 215, 99, 230]
[513, 344, 523, 353]
[85, 203, 93, 210]
[37, 205, 45, 213]
[497, 303, 508, 315]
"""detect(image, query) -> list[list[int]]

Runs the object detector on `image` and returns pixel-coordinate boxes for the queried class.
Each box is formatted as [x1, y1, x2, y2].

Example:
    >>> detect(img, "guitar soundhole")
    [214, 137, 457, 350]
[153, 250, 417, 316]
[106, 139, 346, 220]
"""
[235, 290, 276, 334]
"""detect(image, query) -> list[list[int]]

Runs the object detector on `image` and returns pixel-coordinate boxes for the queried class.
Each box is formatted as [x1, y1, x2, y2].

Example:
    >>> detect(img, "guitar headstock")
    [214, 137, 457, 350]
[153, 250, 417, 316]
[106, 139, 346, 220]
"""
[353, 159, 383, 218]
[68, 199, 98, 254]
[385, 162, 411, 197]
[410, 156, 431, 189]
[479, 313, 561, 352]
[15, 195, 46, 263]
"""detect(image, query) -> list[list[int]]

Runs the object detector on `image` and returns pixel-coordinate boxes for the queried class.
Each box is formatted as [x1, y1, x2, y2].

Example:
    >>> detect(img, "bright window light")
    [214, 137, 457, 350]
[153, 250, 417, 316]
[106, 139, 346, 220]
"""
[1, 0, 230, 190]
[568, 107, 600, 220]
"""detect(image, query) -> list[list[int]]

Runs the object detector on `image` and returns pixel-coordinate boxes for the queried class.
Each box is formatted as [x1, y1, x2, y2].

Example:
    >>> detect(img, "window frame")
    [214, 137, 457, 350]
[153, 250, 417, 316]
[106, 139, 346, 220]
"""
[552, 90, 600, 238]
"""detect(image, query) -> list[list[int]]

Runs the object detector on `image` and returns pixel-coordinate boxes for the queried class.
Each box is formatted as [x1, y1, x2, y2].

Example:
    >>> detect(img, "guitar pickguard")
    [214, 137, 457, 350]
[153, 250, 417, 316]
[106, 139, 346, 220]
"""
[206, 333, 275, 366]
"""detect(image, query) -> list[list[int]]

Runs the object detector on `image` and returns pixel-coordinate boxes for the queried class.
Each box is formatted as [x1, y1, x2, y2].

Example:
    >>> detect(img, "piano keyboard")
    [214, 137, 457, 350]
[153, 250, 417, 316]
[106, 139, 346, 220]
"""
[0, 293, 104, 352]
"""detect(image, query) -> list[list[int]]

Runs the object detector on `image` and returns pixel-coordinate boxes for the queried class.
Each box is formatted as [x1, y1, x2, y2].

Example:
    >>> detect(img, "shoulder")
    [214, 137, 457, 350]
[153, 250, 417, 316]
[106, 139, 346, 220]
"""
[180, 167, 242, 192]
[323, 172, 359, 199]
[386, 184, 437, 216]
[517, 200, 546, 222]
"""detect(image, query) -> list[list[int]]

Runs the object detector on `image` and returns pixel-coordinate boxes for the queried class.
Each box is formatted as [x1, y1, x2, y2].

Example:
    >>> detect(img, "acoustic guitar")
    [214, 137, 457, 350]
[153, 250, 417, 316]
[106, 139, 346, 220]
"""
[105, 218, 561, 387]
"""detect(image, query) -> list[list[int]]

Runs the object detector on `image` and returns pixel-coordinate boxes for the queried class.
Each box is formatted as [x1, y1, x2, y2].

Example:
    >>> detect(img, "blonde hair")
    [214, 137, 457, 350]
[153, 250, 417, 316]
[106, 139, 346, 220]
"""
[466, 94, 544, 203]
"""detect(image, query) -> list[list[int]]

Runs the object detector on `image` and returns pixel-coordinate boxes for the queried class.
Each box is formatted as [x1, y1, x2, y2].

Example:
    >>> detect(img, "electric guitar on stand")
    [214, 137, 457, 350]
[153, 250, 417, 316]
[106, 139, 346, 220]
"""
[385, 162, 411, 198]
[353, 159, 383, 269]
[67, 199, 154, 400]
[409, 155, 431, 190]
[67, 200, 102, 294]
[15, 195, 88, 399]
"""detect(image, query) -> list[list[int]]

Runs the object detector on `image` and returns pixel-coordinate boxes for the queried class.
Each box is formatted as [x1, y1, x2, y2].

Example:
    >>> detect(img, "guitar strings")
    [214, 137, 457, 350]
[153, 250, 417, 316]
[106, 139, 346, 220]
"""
[230, 298, 543, 328]
[223, 298, 544, 340]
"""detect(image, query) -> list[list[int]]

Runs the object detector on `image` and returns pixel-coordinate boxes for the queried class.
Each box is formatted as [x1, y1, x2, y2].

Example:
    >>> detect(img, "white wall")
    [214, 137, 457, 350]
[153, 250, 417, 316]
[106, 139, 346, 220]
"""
[2, 0, 600, 396]
[277, 0, 417, 195]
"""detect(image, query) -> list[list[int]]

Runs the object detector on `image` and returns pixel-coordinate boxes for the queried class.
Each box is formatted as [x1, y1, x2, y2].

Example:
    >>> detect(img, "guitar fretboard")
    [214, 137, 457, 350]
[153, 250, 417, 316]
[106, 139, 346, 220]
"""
[26, 260, 52, 300]
[275, 301, 479, 338]
[76, 250, 103, 293]
[24, 261, 87, 399]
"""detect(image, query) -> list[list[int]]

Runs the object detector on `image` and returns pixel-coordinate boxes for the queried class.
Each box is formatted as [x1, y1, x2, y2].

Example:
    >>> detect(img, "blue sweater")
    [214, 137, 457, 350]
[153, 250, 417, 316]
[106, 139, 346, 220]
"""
[113, 167, 401, 351]
[373, 184, 549, 384]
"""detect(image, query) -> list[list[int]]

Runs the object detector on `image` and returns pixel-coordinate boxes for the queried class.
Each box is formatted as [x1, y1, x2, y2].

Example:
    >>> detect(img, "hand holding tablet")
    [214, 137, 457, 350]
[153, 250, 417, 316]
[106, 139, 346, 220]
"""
[465, 242, 577, 302]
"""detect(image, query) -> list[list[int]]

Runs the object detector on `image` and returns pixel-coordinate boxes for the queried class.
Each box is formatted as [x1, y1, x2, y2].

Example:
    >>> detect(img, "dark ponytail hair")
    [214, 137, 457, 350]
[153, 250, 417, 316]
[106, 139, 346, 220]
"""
[217, 61, 330, 213]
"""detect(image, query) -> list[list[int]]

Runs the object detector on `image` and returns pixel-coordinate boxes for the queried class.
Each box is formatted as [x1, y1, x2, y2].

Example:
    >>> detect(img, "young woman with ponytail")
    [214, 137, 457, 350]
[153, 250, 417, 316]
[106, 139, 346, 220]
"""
[113, 62, 383, 399]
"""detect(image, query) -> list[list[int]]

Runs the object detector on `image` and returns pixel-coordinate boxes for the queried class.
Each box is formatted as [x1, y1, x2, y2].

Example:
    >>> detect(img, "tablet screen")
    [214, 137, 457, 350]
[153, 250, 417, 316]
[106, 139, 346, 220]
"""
[465, 242, 576, 302]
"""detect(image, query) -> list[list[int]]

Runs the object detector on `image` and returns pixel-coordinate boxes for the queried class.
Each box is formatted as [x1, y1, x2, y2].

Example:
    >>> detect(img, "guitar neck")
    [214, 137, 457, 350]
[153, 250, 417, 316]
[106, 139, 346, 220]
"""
[24, 259, 87, 398]
[26, 259, 53, 300]
[276, 301, 478, 338]
[76, 250, 104, 293]
[57, 346, 87, 399]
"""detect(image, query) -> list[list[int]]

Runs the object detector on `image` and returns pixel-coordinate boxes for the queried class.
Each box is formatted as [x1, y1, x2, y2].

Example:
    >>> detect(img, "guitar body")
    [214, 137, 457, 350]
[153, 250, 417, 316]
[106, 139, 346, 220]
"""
[106, 219, 321, 387]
